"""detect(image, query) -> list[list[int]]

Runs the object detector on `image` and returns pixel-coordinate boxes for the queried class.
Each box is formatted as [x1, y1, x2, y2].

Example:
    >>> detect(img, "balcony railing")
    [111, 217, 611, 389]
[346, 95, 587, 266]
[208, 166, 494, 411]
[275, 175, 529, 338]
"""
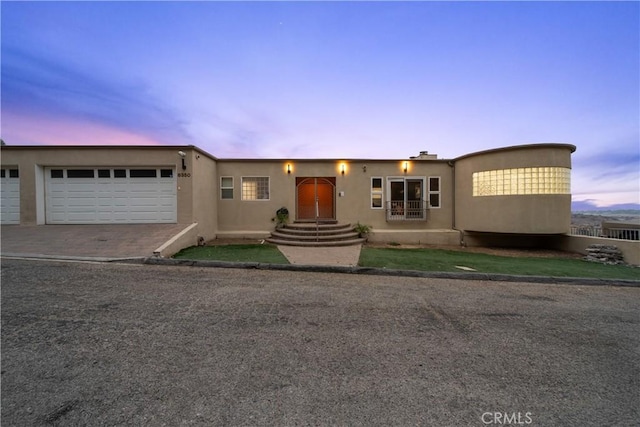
[570, 225, 602, 237]
[570, 225, 639, 241]
[386, 200, 428, 221]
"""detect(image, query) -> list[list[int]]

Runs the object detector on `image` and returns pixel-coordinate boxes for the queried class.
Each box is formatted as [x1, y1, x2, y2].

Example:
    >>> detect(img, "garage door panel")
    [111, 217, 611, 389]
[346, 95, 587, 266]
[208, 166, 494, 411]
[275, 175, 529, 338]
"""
[45, 167, 176, 224]
[1, 171, 20, 224]
[68, 213, 97, 222]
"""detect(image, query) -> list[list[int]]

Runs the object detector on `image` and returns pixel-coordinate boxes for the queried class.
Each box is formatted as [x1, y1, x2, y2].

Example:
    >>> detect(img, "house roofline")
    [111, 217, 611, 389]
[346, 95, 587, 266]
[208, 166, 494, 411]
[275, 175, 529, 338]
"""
[0, 144, 219, 161]
[453, 143, 577, 162]
[1, 142, 577, 163]
[217, 157, 451, 163]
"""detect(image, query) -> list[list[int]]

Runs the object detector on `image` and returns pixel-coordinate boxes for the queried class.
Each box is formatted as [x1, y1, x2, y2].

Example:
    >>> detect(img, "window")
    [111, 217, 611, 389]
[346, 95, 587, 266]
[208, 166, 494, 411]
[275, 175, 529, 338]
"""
[130, 169, 157, 178]
[472, 167, 571, 196]
[242, 177, 269, 200]
[387, 177, 426, 220]
[114, 169, 127, 178]
[0, 169, 19, 178]
[371, 177, 383, 209]
[160, 169, 173, 178]
[51, 169, 64, 178]
[67, 169, 95, 178]
[98, 169, 111, 178]
[428, 177, 441, 208]
[221, 177, 234, 199]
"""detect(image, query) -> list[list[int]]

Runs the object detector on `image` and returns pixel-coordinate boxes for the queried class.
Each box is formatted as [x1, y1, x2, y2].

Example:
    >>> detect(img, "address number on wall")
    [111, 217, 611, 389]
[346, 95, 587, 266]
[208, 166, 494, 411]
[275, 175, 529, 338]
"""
[178, 173, 191, 178]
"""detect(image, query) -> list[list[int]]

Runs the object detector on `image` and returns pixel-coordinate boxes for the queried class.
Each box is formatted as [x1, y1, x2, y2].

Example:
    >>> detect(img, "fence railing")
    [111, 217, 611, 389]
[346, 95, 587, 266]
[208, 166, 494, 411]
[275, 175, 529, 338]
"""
[570, 225, 639, 241]
[570, 226, 602, 237]
[386, 200, 427, 221]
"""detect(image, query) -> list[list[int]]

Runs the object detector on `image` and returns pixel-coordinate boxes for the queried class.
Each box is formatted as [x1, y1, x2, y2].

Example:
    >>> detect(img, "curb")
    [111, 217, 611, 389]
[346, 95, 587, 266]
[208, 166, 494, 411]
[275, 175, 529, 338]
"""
[0, 253, 147, 264]
[143, 257, 640, 287]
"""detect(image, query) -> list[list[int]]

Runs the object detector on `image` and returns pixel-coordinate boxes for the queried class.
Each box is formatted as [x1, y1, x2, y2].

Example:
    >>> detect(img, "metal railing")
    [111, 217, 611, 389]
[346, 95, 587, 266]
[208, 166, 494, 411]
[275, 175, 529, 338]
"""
[570, 225, 639, 241]
[386, 200, 428, 221]
[603, 227, 639, 241]
[570, 226, 602, 237]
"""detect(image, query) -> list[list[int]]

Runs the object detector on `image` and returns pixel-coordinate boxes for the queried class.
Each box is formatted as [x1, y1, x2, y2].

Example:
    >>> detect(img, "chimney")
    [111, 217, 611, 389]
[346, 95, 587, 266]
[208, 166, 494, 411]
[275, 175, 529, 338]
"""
[410, 150, 437, 160]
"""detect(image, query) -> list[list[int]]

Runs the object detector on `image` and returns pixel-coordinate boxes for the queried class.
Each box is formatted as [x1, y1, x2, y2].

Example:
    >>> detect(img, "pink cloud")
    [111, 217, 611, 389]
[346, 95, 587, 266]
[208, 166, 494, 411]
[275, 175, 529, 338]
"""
[2, 111, 165, 146]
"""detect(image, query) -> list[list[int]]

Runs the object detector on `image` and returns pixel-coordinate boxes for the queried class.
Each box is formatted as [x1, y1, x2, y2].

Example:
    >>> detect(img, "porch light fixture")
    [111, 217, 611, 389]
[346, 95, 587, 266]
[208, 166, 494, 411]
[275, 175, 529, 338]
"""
[178, 151, 187, 170]
[362, 165, 367, 172]
[341, 164, 346, 175]
[287, 164, 291, 175]
[403, 161, 408, 173]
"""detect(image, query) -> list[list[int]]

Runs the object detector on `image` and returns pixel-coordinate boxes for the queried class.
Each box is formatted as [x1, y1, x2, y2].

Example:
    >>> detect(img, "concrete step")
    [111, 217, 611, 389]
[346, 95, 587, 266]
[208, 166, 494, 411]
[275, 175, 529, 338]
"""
[266, 237, 366, 247]
[274, 227, 355, 237]
[284, 222, 352, 231]
[268, 222, 364, 247]
[271, 230, 360, 241]
[292, 219, 339, 225]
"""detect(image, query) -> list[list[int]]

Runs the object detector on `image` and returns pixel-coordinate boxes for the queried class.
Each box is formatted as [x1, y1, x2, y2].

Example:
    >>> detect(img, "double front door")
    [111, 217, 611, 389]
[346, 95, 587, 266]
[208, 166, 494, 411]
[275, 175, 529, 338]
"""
[296, 177, 335, 221]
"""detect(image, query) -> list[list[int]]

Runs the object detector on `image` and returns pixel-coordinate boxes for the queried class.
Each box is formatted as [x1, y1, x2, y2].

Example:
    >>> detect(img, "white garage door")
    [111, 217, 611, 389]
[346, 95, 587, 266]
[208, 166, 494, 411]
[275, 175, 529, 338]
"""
[45, 168, 177, 224]
[1, 168, 20, 224]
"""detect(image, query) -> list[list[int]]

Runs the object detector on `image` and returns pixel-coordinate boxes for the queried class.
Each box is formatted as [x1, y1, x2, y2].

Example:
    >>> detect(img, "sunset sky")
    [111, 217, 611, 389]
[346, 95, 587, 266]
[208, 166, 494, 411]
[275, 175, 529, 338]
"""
[2, 1, 638, 208]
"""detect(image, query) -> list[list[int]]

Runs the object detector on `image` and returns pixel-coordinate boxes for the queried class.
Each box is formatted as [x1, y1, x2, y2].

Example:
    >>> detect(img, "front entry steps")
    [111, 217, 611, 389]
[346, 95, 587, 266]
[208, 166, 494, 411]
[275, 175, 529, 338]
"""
[267, 222, 366, 247]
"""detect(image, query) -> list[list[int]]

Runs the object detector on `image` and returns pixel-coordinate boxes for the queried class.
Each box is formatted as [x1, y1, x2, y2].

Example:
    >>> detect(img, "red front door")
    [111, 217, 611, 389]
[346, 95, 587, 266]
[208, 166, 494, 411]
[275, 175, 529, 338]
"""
[296, 177, 336, 221]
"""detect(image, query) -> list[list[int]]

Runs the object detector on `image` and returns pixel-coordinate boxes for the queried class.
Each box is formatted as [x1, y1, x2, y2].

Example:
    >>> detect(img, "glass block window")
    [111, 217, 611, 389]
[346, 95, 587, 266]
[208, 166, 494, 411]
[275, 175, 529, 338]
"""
[473, 167, 571, 196]
[242, 177, 269, 200]
[221, 177, 234, 200]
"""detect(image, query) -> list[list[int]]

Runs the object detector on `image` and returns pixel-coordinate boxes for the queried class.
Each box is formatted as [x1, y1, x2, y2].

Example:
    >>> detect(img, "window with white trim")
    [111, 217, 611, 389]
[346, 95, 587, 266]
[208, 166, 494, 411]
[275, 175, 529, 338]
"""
[428, 176, 441, 208]
[221, 177, 234, 199]
[242, 177, 269, 200]
[387, 177, 426, 220]
[371, 177, 383, 209]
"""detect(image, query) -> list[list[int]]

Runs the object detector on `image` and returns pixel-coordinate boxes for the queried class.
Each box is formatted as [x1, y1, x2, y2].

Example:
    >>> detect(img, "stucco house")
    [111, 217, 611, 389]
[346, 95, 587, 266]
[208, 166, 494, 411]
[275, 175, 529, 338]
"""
[0, 143, 576, 251]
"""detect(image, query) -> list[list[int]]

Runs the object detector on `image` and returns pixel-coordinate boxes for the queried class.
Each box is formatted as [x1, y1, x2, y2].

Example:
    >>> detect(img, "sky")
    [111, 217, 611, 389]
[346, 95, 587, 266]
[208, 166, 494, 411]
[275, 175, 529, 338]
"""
[1, 1, 638, 209]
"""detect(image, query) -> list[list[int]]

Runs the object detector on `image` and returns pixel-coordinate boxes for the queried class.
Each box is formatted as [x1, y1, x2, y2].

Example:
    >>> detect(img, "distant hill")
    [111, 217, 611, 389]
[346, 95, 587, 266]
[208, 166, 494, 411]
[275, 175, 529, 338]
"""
[572, 200, 640, 212]
[571, 200, 639, 227]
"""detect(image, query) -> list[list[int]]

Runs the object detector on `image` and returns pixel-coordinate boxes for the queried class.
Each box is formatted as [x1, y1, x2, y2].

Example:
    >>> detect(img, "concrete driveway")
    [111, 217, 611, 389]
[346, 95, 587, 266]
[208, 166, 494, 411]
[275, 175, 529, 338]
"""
[0, 224, 188, 259]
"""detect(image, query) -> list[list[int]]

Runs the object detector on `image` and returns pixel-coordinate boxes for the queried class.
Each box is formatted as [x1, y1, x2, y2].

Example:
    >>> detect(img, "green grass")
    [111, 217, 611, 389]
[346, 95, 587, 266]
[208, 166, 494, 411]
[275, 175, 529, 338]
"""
[173, 244, 289, 264]
[173, 244, 639, 281]
[359, 247, 639, 280]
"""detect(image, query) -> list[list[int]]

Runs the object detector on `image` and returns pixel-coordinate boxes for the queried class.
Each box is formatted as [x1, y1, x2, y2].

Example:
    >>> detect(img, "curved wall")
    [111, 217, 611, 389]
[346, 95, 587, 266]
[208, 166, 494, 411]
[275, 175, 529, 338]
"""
[454, 144, 576, 234]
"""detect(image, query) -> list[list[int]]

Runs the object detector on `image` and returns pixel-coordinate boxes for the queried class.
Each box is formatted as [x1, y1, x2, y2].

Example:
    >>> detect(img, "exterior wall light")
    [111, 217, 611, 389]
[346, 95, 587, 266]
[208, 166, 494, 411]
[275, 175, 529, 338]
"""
[341, 164, 346, 175]
[178, 151, 187, 170]
[363, 165, 367, 172]
[403, 161, 408, 173]
[287, 164, 292, 175]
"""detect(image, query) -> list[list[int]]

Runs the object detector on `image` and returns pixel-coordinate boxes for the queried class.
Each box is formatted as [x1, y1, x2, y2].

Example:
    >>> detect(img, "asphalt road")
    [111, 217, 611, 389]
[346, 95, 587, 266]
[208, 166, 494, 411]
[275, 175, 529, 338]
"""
[1, 258, 638, 426]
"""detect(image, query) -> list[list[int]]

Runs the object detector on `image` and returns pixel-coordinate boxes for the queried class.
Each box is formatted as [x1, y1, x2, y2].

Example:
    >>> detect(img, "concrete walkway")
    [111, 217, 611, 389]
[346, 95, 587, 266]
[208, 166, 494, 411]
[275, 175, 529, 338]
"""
[277, 245, 362, 266]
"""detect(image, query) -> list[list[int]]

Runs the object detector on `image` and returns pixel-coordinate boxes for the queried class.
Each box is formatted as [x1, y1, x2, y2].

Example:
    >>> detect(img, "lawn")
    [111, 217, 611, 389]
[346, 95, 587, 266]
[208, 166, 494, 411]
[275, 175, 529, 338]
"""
[173, 244, 639, 281]
[173, 244, 289, 264]
[359, 247, 639, 280]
